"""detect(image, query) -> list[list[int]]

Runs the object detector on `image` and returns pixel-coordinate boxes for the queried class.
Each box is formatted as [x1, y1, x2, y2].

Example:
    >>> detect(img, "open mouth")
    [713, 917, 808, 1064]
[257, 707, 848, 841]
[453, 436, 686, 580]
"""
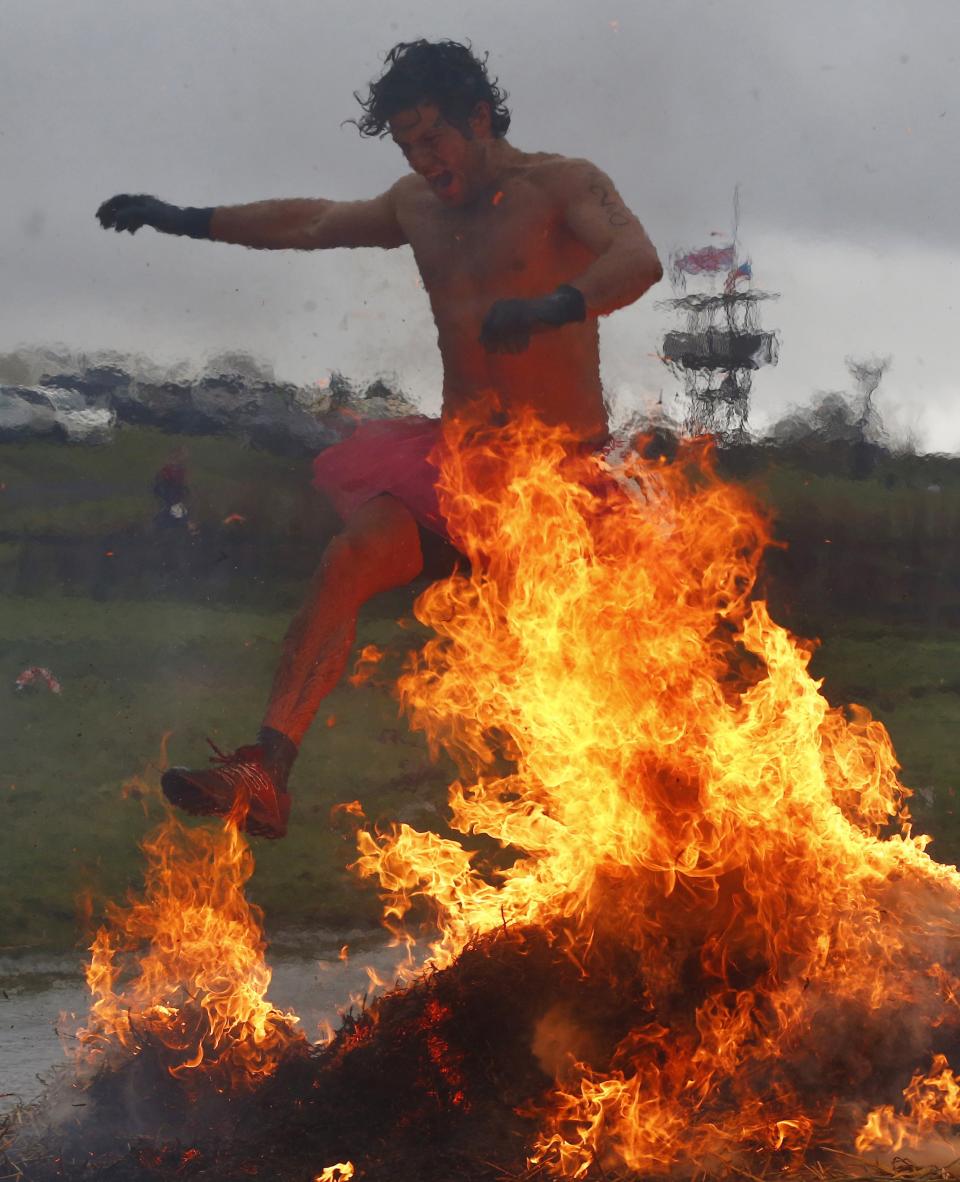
[429, 170, 456, 196]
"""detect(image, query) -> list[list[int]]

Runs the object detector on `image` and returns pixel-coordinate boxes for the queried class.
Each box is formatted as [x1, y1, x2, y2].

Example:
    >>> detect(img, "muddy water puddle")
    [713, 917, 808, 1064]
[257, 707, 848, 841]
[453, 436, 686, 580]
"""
[0, 932, 406, 1112]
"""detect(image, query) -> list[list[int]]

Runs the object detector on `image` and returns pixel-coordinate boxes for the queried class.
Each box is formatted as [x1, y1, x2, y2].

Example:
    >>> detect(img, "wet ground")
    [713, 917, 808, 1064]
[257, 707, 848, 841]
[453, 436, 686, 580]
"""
[0, 957, 81, 1108]
[0, 930, 403, 1113]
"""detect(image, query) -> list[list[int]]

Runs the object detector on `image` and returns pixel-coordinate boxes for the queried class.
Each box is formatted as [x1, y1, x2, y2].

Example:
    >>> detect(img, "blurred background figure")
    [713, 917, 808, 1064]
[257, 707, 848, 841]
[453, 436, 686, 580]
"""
[152, 448, 191, 532]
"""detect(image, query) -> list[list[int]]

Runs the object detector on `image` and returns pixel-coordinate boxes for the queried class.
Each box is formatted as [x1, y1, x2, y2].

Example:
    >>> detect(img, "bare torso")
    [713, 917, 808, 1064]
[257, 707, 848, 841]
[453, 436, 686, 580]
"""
[393, 152, 608, 443]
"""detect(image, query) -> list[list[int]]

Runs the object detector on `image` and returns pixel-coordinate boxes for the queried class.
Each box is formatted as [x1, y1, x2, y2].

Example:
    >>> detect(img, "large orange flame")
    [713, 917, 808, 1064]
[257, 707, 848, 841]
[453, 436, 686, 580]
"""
[355, 410, 960, 1175]
[78, 812, 300, 1087]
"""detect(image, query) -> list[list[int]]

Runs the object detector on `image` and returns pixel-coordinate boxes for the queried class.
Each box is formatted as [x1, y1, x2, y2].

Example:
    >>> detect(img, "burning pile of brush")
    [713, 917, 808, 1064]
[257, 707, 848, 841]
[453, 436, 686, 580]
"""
[6, 411, 960, 1182]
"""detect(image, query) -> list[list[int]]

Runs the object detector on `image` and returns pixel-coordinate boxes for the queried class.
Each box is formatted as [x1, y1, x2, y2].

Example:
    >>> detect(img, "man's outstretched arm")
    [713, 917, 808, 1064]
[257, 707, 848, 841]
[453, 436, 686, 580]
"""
[96, 185, 407, 250]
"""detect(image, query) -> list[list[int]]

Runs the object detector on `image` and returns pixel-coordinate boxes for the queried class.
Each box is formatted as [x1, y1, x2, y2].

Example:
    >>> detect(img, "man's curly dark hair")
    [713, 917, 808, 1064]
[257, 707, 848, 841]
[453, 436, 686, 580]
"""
[354, 40, 511, 139]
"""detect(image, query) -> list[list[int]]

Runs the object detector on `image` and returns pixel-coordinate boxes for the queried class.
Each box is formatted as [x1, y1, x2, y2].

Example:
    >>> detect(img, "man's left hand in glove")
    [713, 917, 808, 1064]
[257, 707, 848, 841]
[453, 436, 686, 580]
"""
[479, 284, 586, 354]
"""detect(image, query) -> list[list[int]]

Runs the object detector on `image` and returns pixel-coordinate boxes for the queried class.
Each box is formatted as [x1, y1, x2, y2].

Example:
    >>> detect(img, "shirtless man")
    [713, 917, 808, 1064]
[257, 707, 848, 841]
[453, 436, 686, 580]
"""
[96, 39, 662, 838]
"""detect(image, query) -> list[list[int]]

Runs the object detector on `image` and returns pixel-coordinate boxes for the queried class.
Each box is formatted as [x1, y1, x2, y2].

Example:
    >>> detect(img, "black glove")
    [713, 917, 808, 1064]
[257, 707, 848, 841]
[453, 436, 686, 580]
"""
[96, 194, 214, 239]
[479, 284, 587, 354]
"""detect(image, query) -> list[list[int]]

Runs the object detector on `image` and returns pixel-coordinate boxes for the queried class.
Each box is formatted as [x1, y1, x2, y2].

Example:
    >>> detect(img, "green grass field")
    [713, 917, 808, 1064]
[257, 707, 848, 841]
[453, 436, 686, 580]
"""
[0, 590, 457, 952]
[0, 428, 313, 538]
[808, 622, 960, 853]
[2, 428, 959, 955]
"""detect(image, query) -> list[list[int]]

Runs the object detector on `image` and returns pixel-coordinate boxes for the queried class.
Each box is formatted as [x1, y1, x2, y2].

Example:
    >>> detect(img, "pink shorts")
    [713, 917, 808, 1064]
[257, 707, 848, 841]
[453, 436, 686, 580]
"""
[312, 416, 448, 539]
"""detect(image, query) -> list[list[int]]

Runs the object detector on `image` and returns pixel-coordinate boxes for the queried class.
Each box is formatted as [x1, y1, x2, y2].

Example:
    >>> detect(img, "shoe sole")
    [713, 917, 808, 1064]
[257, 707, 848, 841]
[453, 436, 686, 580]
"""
[161, 767, 232, 817]
[161, 767, 289, 838]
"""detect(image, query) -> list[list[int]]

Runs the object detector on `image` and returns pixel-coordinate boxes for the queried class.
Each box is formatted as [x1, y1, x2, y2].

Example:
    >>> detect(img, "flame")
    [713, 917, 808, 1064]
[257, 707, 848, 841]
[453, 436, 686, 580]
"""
[78, 812, 301, 1087]
[348, 643, 385, 687]
[332, 800, 366, 820]
[353, 409, 960, 1174]
[858, 1054, 960, 1157]
[315, 1164, 354, 1182]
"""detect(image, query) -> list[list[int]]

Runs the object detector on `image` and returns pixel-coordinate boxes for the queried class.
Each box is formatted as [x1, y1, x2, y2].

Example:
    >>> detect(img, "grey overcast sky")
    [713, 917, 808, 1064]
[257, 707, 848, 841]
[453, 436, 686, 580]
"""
[2, 0, 958, 447]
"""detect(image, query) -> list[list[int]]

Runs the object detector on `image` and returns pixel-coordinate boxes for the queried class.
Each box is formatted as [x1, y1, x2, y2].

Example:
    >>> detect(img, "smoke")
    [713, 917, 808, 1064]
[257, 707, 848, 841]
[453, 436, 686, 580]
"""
[532, 1003, 604, 1081]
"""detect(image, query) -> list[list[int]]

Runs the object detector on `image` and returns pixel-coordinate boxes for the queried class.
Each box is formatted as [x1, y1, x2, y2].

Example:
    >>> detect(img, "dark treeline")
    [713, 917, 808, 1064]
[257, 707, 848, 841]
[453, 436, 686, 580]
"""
[3, 346, 959, 632]
[720, 426, 960, 634]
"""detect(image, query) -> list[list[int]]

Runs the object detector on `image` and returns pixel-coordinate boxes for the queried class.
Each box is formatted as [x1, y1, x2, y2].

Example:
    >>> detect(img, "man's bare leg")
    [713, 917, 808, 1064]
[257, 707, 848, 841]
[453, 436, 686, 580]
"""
[262, 494, 424, 743]
[162, 495, 424, 836]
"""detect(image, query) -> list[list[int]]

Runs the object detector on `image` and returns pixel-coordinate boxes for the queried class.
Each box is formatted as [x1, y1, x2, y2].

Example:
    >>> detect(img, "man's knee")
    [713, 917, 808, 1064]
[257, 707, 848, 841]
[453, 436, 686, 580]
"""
[325, 497, 423, 597]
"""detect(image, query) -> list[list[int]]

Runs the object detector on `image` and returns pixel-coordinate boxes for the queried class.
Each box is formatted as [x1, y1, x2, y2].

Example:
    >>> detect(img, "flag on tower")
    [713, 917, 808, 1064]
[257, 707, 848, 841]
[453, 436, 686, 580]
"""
[724, 260, 753, 293]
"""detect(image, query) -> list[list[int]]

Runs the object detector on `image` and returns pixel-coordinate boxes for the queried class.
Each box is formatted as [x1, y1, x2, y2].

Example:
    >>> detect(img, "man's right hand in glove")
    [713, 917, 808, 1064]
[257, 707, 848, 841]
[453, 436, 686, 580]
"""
[96, 194, 214, 239]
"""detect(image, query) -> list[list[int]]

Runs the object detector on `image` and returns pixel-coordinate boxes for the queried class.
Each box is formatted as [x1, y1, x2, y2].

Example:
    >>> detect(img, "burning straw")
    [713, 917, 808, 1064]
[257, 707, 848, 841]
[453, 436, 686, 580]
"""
[6, 410, 960, 1181]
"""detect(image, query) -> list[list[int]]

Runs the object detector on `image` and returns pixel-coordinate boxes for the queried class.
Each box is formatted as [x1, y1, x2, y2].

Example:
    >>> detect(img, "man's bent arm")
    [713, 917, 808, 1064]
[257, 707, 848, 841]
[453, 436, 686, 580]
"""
[551, 161, 663, 317]
[211, 188, 407, 250]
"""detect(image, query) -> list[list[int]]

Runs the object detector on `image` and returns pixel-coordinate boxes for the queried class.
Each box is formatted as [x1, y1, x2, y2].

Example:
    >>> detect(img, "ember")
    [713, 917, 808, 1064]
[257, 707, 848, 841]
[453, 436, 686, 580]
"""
[6, 411, 960, 1182]
[348, 644, 386, 688]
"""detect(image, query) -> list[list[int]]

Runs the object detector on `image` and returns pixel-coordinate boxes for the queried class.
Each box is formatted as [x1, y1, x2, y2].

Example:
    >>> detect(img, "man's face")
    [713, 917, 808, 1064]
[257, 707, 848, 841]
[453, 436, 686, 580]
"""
[388, 102, 484, 207]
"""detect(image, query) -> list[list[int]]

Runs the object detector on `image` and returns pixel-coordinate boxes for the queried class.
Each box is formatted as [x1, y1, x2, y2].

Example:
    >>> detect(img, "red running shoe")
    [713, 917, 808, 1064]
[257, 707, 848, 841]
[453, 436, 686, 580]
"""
[161, 738, 293, 838]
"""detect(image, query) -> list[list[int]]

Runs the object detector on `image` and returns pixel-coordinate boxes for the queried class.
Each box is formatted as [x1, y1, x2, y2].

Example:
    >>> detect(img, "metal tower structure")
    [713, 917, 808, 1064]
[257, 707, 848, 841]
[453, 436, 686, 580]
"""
[660, 209, 779, 440]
